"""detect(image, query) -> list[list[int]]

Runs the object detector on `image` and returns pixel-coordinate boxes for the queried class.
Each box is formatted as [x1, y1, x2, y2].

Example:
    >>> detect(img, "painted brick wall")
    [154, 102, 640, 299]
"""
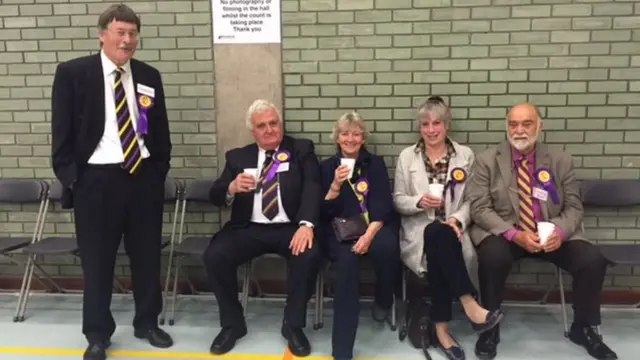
[1, 0, 640, 292]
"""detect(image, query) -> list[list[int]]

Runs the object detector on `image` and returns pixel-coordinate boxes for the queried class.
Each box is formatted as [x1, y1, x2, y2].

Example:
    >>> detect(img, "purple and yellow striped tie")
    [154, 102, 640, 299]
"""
[517, 158, 537, 234]
[260, 150, 279, 220]
[114, 67, 142, 174]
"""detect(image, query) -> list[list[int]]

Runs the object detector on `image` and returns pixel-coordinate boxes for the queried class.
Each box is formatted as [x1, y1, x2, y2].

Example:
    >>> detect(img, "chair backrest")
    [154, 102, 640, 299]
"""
[164, 177, 183, 202]
[183, 179, 216, 203]
[0, 179, 48, 203]
[581, 180, 640, 207]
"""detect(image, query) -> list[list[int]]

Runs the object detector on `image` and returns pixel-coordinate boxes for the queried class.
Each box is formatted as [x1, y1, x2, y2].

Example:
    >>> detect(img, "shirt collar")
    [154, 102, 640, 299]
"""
[100, 49, 131, 77]
[511, 145, 535, 165]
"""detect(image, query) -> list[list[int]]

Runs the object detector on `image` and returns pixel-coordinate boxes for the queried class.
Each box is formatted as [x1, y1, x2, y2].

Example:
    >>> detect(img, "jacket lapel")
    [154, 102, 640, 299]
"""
[496, 141, 519, 213]
[87, 54, 106, 136]
[276, 136, 293, 210]
[445, 142, 470, 211]
[534, 143, 552, 220]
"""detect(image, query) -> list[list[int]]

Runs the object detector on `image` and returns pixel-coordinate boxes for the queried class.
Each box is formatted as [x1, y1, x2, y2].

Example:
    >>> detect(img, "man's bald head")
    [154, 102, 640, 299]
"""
[506, 102, 542, 153]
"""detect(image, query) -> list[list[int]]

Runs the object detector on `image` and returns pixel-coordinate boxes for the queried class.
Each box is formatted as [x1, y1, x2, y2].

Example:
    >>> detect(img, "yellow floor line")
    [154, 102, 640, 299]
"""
[0, 347, 395, 360]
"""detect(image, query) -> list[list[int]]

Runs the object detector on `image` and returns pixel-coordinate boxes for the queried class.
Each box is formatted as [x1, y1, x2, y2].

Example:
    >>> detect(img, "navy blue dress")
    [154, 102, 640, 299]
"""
[319, 147, 400, 359]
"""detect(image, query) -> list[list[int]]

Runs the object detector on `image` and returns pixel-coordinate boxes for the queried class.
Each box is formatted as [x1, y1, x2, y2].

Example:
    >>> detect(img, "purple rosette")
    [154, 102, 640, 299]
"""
[535, 168, 560, 204]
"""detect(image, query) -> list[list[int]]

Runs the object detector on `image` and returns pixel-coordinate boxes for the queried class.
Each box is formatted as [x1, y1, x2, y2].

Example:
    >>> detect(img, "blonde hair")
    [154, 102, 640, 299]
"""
[330, 111, 370, 142]
[245, 99, 282, 129]
[416, 96, 452, 129]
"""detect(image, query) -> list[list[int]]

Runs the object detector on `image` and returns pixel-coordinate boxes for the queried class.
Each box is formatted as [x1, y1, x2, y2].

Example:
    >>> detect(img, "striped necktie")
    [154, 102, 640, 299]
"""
[114, 67, 142, 174]
[260, 150, 279, 220]
[517, 158, 537, 234]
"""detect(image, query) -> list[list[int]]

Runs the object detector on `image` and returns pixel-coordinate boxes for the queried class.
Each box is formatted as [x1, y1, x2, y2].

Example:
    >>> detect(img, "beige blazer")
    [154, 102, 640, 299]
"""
[465, 141, 586, 246]
[393, 139, 478, 289]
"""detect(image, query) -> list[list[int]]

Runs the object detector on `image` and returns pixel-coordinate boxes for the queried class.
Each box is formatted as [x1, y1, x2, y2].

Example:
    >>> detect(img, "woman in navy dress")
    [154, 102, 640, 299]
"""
[319, 111, 400, 360]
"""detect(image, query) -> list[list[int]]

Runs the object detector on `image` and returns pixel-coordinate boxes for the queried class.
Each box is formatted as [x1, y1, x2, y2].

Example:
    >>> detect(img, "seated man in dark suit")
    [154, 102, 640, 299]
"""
[203, 99, 322, 357]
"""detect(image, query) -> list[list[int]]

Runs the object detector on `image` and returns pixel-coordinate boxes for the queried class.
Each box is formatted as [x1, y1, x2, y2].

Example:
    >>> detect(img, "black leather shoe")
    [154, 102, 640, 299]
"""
[474, 326, 499, 360]
[134, 327, 173, 348]
[568, 323, 618, 360]
[83, 340, 110, 360]
[471, 309, 503, 334]
[210, 327, 248, 355]
[281, 321, 311, 357]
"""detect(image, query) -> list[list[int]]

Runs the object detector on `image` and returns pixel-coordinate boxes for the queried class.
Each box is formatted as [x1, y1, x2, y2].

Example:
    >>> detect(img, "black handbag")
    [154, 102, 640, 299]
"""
[331, 213, 368, 242]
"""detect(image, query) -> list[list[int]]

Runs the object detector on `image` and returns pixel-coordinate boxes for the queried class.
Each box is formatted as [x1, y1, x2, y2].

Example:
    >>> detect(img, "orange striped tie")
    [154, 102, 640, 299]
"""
[517, 159, 537, 234]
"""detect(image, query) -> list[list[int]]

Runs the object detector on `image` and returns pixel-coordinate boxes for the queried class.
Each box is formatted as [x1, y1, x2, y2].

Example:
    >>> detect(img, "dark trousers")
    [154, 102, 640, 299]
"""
[203, 223, 322, 330]
[324, 225, 400, 359]
[74, 162, 165, 344]
[423, 222, 477, 323]
[476, 235, 610, 326]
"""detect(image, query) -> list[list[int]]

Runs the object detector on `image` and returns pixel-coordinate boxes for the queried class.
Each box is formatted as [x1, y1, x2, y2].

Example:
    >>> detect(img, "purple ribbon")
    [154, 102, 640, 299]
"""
[447, 167, 467, 201]
[137, 94, 153, 135]
[535, 168, 560, 204]
[353, 178, 370, 213]
[265, 150, 290, 181]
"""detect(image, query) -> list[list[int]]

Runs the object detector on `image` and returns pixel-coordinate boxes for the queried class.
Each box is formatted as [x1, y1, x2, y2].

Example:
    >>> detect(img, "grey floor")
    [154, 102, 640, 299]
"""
[0, 292, 637, 359]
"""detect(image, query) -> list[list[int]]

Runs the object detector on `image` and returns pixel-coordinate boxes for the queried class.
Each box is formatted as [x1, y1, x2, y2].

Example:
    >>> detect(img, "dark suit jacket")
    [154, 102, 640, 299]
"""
[51, 53, 172, 208]
[319, 147, 395, 225]
[209, 135, 322, 229]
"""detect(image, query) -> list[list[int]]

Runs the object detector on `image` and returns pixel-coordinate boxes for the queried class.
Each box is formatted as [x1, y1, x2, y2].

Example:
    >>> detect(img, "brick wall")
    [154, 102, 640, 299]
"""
[1, 0, 640, 294]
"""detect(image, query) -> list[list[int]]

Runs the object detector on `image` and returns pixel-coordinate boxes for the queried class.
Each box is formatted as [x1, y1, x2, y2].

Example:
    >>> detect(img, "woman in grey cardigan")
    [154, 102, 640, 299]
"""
[393, 96, 502, 360]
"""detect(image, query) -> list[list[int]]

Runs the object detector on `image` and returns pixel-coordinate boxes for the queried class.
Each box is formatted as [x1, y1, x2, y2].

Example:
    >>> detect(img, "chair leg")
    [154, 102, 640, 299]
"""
[388, 297, 397, 331]
[313, 270, 323, 330]
[160, 248, 176, 326]
[13, 254, 33, 322]
[17, 254, 38, 322]
[168, 257, 182, 326]
[241, 262, 250, 316]
[557, 267, 569, 337]
[316, 267, 325, 330]
[398, 267, 408, 341]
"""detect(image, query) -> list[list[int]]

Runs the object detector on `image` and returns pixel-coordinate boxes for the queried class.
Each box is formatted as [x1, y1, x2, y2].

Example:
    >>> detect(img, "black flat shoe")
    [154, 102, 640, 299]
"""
[435, 330, 465, 360]
[471, 309, 503, 334]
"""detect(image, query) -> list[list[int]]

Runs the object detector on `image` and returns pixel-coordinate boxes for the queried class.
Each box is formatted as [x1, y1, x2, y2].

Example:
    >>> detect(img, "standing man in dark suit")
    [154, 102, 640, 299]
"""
[203, 99, 322, 357]
[51, 5, 173, 360]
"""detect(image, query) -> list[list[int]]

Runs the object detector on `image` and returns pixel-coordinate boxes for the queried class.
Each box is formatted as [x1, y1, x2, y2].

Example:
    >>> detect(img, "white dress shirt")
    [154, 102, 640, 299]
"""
[250, 147, 291, 224]
[88, 50, 150, 164]
[226, 146, 314, 228]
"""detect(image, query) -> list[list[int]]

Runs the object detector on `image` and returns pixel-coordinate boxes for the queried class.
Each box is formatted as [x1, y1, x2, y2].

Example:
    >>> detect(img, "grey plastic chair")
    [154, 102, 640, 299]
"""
[13, 180, 82, 322]
[161, 179, 233, 326]
[115, 177, 183, 294]
[0, 179, 51, 317]
[582, 179, 640, 309]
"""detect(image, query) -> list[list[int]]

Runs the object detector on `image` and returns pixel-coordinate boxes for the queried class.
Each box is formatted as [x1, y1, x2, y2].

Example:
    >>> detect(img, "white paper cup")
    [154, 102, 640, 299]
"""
[537, 221, 555, 245]
[340, 158, 356, 178]
[243, 168, 258, 189]
[428, 183, 445, 199]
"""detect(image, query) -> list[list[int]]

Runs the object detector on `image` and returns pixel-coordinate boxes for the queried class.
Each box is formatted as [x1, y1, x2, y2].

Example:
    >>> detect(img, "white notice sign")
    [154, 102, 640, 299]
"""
[212, 0, 281, 44]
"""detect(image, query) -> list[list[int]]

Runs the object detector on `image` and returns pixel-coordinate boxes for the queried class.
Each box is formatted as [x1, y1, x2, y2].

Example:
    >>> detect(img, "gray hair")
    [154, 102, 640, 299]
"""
[505, 103, 542, 123]
[330, 111, 369, 142]
[415, 96, 452, 129]
[245, 99, 282, 129]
